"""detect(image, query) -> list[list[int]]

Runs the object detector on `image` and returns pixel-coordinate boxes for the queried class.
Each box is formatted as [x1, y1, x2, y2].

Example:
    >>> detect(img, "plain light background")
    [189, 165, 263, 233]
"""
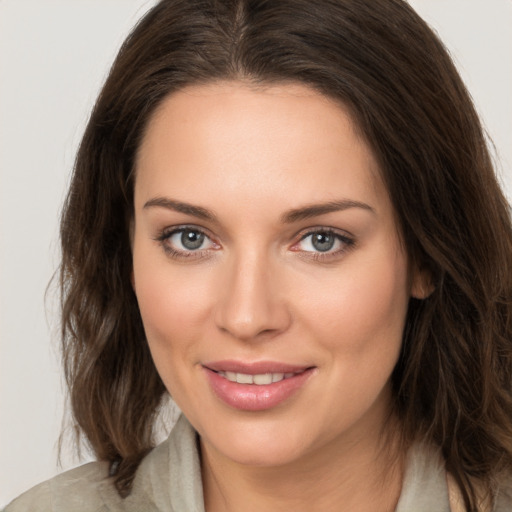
[1, 0, 511, 506]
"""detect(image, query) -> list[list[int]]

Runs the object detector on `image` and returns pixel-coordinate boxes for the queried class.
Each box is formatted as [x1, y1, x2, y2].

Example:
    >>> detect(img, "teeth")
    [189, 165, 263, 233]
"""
[225, 371, 237, 382]
[236, 373, 253, 384]
[218, 371, 296, 385]
[253, 373, 273, 385]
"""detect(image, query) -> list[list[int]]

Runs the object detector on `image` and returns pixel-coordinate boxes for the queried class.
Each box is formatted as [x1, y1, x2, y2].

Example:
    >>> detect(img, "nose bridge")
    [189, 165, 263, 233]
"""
[215, 246, 290, 340]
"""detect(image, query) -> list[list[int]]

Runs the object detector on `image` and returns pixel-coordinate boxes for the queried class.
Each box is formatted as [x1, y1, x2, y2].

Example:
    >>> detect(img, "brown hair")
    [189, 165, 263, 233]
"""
[60, 0, 512, 508]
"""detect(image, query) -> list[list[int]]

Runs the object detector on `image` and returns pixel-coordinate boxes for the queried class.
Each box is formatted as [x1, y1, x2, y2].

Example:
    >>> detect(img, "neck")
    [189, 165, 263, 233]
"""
[201, 416, 405, 512]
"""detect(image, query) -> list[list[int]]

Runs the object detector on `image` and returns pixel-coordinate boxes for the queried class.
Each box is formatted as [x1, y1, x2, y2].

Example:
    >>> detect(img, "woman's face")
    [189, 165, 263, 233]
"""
[132, 82, 421, 468]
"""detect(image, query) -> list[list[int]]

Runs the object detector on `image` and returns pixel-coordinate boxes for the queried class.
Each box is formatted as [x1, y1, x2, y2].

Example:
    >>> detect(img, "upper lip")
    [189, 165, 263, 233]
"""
[203, 360, 313, 374]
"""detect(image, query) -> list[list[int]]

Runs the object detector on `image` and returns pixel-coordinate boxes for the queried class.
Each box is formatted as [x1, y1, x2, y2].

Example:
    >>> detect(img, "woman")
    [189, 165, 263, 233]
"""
[5, 0, 512, 510]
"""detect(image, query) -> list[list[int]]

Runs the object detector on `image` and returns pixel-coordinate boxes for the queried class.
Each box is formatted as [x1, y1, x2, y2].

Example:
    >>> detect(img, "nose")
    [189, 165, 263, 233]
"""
[214, 250, 292, 341]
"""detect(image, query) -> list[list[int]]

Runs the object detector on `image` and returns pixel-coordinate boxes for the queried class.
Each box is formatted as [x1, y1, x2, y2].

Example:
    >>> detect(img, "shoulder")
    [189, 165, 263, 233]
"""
[4, 460, 116, 512]
[3, 415, 202, 512]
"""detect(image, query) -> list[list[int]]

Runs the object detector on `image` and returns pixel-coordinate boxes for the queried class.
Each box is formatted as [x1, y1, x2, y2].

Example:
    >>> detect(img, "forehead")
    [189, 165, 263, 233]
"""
[134, 81, 389, 217]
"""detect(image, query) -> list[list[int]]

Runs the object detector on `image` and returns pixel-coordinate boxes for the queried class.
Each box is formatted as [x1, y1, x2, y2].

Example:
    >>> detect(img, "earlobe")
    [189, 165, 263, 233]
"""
[410, 267, 434, 299]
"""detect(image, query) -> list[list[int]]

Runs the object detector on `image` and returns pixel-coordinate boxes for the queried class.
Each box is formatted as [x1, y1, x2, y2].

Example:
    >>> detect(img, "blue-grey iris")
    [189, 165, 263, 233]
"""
[181, 229, 205, 250]
[312, 232, 335, 252]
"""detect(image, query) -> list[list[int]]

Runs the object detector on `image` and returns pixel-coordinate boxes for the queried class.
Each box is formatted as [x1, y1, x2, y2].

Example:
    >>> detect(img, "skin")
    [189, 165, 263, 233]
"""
[132, 82, 427, 512]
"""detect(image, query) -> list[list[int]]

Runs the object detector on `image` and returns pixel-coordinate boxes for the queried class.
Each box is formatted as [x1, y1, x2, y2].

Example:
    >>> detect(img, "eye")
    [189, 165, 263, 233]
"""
[293, 229, 354, 257]
[170, 228, 211, 251]
[301, 232, 338, 252]
[156, 226, 218, 259]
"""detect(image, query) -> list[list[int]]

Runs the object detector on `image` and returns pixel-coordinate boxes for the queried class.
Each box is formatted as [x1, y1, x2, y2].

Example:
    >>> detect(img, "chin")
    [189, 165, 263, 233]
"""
[198, 413, 313, 468]
[210, 438, 305, 468]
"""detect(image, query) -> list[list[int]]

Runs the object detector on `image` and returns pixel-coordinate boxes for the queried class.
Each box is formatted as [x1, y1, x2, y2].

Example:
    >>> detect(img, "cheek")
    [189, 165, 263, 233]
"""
[132, 244, 214, 372]
[136, 272, 207, 341]
[293, 249, 410, 433]
[298, 248, 410, 356]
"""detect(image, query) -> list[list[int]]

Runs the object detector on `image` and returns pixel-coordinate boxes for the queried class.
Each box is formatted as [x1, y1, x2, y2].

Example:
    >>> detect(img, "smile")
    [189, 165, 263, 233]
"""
[216, 371, 298, 385]
[202, 361, 315, 411]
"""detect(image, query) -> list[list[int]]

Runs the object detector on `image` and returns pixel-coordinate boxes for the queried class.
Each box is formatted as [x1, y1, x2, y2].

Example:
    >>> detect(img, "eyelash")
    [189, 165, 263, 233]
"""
[154, 226, 355, 262]
[294, 228, 355, 262]
[154, 225, 217, 260]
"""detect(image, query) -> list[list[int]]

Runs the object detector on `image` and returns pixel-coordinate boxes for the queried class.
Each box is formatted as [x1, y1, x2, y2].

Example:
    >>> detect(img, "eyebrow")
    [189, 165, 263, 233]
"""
[143, 197, 374, 223]
[281, 200, 375, 223]
[143, 197, 217, 221]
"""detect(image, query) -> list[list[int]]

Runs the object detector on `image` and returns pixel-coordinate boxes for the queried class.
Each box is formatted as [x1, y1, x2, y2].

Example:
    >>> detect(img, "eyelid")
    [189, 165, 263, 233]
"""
[290, 226, 356, 259]
[154, 224, 220, 259]
[292, 226, 354, 244]
[155, 224, 211, 241]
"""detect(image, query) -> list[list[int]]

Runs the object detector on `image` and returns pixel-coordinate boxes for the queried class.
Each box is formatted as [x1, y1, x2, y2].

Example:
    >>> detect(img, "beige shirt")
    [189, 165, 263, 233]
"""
[5, 415, 511, 511]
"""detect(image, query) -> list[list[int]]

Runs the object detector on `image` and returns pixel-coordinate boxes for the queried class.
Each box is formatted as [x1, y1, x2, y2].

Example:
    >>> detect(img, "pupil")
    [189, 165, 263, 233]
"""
[181, 230, 204, 250]
[312, 233, 335, 252]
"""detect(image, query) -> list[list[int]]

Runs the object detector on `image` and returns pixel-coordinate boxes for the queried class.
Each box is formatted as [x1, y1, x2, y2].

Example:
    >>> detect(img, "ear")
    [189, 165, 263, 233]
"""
[410, 264, 434, 299]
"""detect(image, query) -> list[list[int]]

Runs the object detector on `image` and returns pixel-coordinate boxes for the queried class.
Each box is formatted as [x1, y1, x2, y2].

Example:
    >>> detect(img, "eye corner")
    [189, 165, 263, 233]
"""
[290, 227, 356, 261]
[154, 224, 221, 261]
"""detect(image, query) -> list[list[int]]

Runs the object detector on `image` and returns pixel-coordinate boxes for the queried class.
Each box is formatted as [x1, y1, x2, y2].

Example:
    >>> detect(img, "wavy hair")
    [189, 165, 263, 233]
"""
[60, 0, 512, 508]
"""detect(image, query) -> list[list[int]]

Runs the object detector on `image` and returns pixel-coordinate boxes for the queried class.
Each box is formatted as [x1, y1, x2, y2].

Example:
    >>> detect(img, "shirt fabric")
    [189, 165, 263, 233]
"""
[5, 414, 512, 511]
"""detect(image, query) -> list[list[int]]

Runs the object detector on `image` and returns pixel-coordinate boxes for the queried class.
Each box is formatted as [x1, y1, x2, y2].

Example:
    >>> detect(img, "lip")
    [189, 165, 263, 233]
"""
[202, 360, 315, 411]
[204, 360, 311, 374]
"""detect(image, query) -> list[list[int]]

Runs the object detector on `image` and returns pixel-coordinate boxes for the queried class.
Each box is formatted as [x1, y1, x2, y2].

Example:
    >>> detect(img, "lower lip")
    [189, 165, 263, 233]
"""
[203, 367, 314, 411]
